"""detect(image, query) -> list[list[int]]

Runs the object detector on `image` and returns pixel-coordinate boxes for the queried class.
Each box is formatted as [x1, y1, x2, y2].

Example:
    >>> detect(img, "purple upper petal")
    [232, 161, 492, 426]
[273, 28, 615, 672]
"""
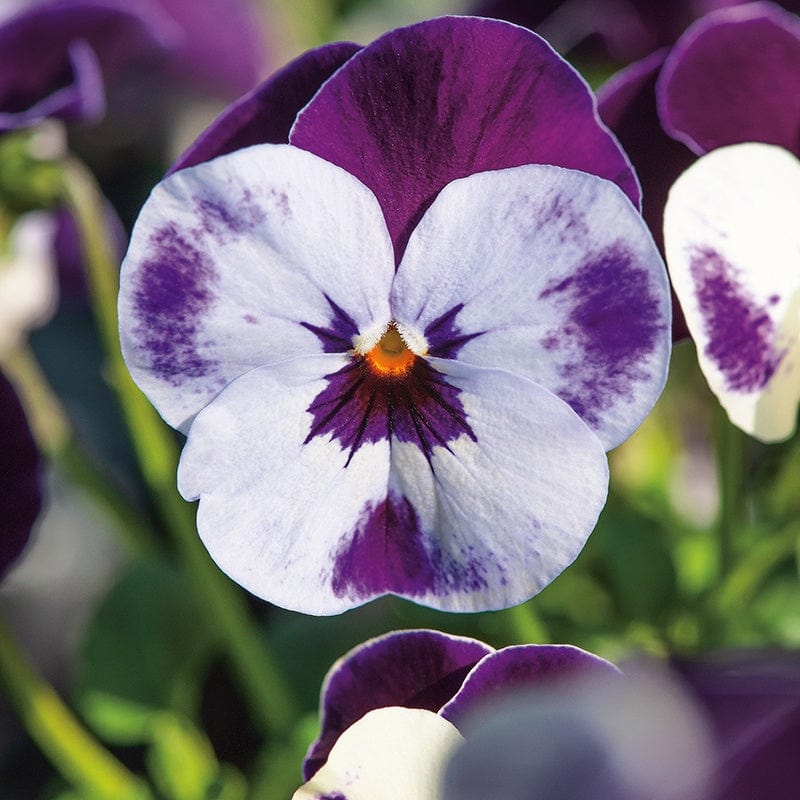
[170, 42, 361, 174]
[303, 629, 493, 779]
[440, 644, 620, 728]
[658, 3, 800, 156]
[0, 371, 42, 576]
[290, 16, 639, 261]
[597, 51, 693, 340]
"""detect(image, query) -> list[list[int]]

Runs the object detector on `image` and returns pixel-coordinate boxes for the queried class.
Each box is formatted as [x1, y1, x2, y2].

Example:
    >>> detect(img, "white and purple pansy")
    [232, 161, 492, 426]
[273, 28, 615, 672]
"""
[658, 2, 800, 441]
[294, 629, 619, 799]
[119, 17, 672, 614]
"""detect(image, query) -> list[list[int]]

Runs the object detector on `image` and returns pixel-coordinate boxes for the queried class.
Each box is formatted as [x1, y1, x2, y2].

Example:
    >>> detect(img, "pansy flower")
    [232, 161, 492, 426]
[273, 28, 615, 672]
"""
[0, 369, 42, 576]
[294, 629, 619, 798]
[119, 17, 671, 614]
[658, 2, 800, 441]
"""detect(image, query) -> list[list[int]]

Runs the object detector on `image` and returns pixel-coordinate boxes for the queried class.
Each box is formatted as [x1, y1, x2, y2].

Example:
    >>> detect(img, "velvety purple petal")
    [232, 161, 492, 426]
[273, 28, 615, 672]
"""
[290, 16, 639, 261]
[597, 51, 694, 340]
[151, 0, 268, 98]
[677, 654, 800, 800]
[170, 42, 361, 173]
[658, 3, 800, 156]
[304, 629, 493, 779]
[0, 0, 176, 130]
[0, 371, 42, 576]
[440, 645, 620, 728]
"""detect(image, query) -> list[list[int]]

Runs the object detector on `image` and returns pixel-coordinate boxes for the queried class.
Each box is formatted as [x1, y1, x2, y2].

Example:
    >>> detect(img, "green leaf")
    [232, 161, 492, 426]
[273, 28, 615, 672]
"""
[75, 560, 218, 743]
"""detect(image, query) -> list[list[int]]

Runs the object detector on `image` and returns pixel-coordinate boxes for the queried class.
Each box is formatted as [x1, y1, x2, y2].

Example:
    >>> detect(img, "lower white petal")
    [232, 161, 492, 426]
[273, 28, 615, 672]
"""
[664, 142, 800, 442]
[294, 707, 462, 800]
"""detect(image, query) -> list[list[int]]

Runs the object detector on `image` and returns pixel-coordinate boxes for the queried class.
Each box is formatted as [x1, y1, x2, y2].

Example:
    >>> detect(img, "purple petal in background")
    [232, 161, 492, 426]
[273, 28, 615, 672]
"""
[658, 3, 800, 155]
[170, 42, 361, 174]
[0, 371, 42, 576]
[153, 0, 268, 98]
[597, 51, 693, 339]
[0, 0, 176, 130]
[441, 644, 620, 728]
[290, 16, 639, 261]
[303, 630, 492, 779]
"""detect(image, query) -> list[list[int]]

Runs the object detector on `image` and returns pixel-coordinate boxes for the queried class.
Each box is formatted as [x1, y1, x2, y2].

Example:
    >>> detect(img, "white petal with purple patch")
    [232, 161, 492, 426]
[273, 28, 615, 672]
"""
[119, 144, 394, 432]
[664, 142, 800, 442]
[293, 706, 462, 800]
[391, 165, 671, 450]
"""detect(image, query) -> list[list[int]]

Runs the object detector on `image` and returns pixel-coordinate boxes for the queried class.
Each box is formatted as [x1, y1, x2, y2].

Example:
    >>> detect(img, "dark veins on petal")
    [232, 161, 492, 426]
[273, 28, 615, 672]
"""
[689, 247, 783, 392]
[301, 295, 360, 353]
[425, 303, 485, 359]
[539, 244, 666, 428]
[331, 492, 489, 601]
[132, 224, 219, 385]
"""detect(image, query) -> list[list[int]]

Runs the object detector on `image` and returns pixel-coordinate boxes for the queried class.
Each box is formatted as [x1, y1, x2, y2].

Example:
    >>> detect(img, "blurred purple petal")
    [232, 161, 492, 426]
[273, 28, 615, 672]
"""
[153, 0, 268, 98]
[0, 371, 41, 576]
[441, 644, 620, 727]
[303, 629, 492, 779]
[170, 42, 361, 174]
[598, 51, 693, 339]
[678, 653, 800, 800]
[658, 3, 800, 155]
[0, 0, 176, 130]
[290, 16, 639, 260]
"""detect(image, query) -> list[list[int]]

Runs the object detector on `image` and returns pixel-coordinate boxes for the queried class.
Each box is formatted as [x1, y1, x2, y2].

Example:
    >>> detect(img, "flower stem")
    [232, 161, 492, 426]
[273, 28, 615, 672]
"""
[60, 158, 297, 737]
[0, 615, 152, 800]
[714, 405, 747, 581]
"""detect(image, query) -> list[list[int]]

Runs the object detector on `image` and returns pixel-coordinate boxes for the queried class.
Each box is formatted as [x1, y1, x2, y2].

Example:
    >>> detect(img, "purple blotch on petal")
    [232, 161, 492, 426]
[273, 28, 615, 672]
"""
[441, 645, 621, 729]
[131, 224, 219, 385]
[304, 629, 492, 779]
[317, 794, 346, 800]
[689, 247, 783, 392]
[424, 304, 485, 359]
[193, 189, 266, 244]
[539, 244, 667, 428]
[330, 493, 489, 602]
[305, 359, 475, 465]
[301, 295, 360, 354]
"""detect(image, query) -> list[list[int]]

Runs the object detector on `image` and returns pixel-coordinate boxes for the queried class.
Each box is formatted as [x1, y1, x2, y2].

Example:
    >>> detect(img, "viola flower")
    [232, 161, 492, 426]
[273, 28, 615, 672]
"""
[0, 369, 42, 576]
[295, 629, 619, 798]
[659, 2, 800, 441]
[119, 17, 672, 614]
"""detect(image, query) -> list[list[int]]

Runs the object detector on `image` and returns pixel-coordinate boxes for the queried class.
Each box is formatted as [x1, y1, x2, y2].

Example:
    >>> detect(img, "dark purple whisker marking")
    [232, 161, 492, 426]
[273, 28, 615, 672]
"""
[301, 294, 360, 353]
[131, 224, 220, 385]
[689, 247, 784, 392]
[538, 243, 667, 428]
[425, 303, 485, 358]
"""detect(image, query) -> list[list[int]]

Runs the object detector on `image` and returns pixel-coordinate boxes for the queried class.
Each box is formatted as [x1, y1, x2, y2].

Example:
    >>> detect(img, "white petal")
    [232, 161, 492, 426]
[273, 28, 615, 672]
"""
[0, 211, 57, 356]
[327, 359, 609, 613]
[119, 143, 394, 432]
[664, 143, 800, 442]
[177, 352, 395, 615]
[294, 707, 462, 800]
[391, 164, 671, 450]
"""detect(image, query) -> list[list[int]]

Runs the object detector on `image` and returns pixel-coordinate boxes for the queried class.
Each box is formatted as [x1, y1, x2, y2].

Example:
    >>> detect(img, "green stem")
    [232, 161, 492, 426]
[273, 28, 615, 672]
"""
[505, 600, 550, 645]
[0, 616, 152, 800]
[714, 405, 747, 581]
[61, 158, 297, 737]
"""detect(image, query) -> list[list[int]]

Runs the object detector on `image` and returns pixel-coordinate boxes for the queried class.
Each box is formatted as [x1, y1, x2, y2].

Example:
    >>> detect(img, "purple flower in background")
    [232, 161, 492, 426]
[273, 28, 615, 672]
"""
[119, 17, 671, 614]
[473, 0, 800, 63]
[0, 370, 42, 576]
[294, 629, 619, 798]
[657, 3, 800, 441]
[0, 0, 267, 132]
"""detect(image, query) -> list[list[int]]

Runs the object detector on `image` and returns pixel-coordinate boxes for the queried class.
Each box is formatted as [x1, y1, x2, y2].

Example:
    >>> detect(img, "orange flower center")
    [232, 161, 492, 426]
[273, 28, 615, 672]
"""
[364, 324, 416, 378]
